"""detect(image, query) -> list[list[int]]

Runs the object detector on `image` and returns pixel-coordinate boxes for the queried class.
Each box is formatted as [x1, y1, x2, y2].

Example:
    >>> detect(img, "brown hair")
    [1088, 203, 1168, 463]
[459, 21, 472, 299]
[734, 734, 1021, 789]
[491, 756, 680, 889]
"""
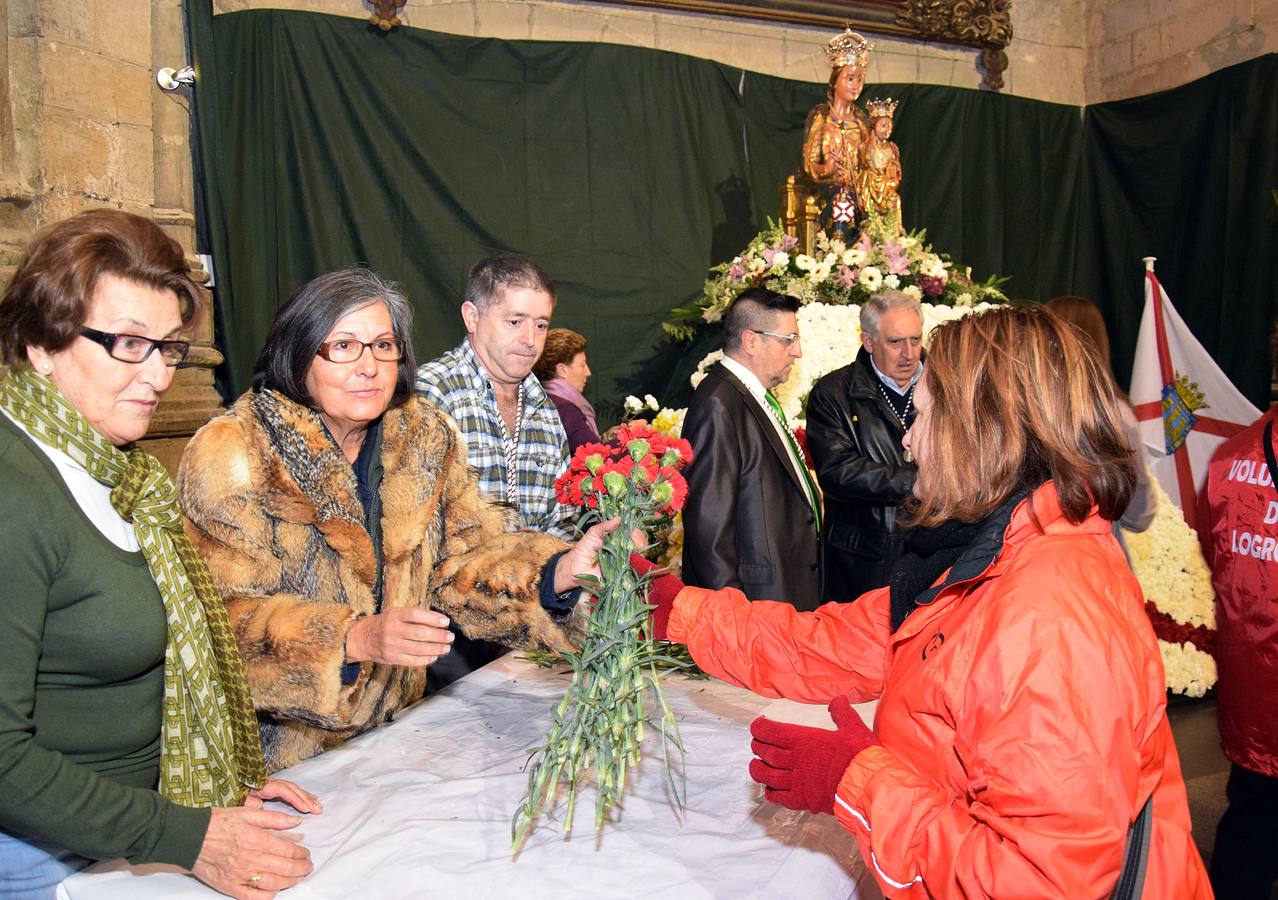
[533, 328, 587, 382]
[1044, 295, 1112, 374]
[908, 305, 1136, 527]
[0, 210, 203, 368]
[463, 251, 555, 315]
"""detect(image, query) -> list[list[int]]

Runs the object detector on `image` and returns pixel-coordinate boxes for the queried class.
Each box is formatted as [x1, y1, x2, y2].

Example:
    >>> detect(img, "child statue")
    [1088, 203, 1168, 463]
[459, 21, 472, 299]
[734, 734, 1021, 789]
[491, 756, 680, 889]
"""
[857, 98, 904, 231]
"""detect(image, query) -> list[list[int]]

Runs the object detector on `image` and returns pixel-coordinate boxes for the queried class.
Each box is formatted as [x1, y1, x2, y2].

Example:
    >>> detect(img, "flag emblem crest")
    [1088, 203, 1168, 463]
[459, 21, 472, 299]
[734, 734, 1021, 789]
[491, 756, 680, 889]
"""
[831, 189, 856, 223]
[1161, 372, 1208, 454]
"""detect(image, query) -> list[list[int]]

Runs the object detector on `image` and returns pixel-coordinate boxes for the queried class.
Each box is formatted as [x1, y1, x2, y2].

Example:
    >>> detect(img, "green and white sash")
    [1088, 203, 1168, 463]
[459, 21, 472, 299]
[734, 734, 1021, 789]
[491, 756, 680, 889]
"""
[0, 368, 265, 806]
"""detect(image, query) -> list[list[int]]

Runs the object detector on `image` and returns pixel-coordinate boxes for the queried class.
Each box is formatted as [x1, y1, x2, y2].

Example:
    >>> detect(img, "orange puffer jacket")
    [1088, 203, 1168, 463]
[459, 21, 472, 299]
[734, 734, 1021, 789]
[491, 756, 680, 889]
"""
[670, 483, 1211, 899]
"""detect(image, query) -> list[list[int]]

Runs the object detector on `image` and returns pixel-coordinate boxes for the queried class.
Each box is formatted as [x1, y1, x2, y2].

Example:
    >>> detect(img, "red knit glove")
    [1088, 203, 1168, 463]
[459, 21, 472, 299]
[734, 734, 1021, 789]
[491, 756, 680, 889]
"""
[630, 552, 684, 642]
[748, 696, 878, 815]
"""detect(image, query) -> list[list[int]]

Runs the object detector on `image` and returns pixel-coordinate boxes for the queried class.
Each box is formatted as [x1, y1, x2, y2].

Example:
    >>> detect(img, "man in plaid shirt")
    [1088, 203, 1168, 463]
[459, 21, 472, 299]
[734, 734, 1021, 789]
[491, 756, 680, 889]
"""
[416, 252, 576, 541]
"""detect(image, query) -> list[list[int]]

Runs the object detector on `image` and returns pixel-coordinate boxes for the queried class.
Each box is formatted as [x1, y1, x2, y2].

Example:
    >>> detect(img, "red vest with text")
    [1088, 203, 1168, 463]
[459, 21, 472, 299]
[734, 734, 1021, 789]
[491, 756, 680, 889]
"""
[1204, 406, 1278, 778]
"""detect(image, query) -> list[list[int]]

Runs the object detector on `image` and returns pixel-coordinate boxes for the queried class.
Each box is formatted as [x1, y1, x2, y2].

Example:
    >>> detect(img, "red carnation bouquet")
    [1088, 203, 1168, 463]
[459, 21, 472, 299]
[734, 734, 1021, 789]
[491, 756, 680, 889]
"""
[552, 424, 693, 516]
[513, 424, 694, 845]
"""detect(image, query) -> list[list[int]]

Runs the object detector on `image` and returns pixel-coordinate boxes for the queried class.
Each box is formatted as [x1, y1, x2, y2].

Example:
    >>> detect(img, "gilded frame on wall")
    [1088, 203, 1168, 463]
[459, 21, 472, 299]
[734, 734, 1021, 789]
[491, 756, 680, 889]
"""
[602, 1, 1013, 88]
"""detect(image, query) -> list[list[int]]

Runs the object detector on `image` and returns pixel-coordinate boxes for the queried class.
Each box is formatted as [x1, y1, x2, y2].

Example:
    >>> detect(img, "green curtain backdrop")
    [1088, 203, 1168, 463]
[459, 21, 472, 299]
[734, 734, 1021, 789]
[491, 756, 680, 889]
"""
[189, 7, 1276, 414]
[194, 10, 752, 414]
[1076, 54, 1278, 402]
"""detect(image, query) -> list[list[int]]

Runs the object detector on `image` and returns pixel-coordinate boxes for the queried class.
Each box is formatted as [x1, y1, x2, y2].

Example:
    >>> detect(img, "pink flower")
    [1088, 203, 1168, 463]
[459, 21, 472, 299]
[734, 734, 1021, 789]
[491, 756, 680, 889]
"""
[780, 234, 798, 252]
[884, 244, 910, 276]
[728, 263, 745, 279]
[837, 265, 857, 287]
[856, 232, 873, 254]
[762, 248, 777, 266]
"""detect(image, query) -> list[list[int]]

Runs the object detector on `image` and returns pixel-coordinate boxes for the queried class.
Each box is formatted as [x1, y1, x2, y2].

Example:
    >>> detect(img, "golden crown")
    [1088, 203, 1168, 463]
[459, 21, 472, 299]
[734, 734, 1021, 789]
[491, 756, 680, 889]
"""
[866, 97, 899, 118]
[826, 27, 874, 70]
[1170, 373, 1209, 413]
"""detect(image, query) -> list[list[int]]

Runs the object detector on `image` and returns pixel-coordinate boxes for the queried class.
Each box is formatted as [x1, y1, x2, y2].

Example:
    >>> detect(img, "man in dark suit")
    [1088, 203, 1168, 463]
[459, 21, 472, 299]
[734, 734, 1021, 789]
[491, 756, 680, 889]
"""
[682, 287, 823, 611]
[806, 290, 921, 603]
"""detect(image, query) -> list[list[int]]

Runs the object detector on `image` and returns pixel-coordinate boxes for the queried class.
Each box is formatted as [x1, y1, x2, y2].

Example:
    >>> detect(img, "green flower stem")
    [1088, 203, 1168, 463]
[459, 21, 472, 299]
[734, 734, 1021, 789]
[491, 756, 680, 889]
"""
[513, 463, 690, 847]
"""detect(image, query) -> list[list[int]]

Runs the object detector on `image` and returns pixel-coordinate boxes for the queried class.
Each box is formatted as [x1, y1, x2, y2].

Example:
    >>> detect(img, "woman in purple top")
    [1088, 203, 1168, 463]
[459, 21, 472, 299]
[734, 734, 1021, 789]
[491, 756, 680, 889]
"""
[534, 328, 599, 452]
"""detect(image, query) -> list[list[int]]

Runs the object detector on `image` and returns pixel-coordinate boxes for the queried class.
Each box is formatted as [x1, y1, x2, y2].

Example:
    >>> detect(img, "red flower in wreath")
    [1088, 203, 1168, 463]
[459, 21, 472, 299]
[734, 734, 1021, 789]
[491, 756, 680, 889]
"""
[792, 427, 813, 470]
[916, 274, 945, 298]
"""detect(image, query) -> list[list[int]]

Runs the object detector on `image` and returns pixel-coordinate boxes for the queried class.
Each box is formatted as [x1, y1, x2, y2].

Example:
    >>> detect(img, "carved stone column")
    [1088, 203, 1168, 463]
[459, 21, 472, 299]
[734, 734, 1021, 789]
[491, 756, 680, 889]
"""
[0, 0, 227, 475]
[139, 0, 227, 475]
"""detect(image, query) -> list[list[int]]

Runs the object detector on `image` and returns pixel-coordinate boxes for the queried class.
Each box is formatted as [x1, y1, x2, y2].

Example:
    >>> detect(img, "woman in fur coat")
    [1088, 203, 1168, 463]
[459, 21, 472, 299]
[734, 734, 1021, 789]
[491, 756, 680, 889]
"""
[179, 269, 610, 772]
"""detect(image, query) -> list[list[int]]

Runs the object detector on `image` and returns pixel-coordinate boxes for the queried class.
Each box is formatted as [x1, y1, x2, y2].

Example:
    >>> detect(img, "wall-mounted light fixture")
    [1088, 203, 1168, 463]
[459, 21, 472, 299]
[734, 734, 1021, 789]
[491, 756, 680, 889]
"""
[156, 65, 196, 91]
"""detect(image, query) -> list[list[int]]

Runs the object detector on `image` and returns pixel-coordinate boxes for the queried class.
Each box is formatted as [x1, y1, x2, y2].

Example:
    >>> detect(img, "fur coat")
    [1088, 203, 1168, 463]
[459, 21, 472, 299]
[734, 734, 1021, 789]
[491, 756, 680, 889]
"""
[178, 390, 573, 772]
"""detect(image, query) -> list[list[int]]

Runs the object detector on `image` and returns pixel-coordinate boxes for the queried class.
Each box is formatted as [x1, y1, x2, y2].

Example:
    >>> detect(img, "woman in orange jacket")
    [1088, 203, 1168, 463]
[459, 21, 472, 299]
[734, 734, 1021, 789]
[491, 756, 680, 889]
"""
[642, 305, 1210, 898]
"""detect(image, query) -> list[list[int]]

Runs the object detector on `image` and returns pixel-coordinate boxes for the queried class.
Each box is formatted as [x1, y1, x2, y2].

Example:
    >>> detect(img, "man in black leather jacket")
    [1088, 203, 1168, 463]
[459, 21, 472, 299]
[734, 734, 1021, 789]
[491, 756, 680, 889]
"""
[807, 290, 922, 602]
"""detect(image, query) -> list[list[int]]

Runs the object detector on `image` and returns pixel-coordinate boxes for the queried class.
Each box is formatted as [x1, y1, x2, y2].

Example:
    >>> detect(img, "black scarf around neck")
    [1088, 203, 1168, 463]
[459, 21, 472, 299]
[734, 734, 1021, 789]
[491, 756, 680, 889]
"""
[888, 489, 1031, 632]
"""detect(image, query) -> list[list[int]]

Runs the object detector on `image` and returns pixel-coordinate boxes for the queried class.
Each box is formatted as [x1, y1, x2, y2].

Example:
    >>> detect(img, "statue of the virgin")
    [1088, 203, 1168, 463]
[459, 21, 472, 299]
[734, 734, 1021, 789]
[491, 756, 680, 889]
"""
[801, 29, 875, 236]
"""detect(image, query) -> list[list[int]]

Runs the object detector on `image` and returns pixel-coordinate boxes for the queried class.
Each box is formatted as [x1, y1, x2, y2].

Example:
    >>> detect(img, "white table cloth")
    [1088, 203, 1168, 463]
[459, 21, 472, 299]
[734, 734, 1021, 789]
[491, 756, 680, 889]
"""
[64, 654, 882, 899]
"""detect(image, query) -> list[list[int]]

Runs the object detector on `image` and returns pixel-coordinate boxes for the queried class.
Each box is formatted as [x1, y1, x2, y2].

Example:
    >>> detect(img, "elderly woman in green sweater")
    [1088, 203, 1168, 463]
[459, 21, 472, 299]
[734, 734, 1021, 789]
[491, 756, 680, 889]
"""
[0, 211, 318, 899]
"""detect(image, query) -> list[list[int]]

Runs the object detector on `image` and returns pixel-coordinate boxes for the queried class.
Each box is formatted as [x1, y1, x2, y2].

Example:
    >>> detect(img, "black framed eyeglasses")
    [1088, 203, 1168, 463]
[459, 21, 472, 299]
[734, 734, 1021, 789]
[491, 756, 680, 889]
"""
[751, 329, 801, 345]
[79, 327, 191, 366]
[316, 338, 405, 364]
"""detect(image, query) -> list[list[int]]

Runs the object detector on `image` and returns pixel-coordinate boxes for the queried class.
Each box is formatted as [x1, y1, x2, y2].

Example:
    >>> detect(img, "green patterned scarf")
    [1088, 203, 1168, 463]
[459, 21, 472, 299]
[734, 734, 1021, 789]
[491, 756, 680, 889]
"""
[0, 368, 266, 806]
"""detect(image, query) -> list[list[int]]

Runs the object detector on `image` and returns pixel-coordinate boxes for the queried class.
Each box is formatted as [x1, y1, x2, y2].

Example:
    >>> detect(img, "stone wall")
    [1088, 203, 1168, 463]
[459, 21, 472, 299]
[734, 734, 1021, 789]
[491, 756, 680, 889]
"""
[0, 0, 223, 472]
[213, 0, 1089, 105]
[211, 0, 1278, 104]
[1086, 0, 1276, 102]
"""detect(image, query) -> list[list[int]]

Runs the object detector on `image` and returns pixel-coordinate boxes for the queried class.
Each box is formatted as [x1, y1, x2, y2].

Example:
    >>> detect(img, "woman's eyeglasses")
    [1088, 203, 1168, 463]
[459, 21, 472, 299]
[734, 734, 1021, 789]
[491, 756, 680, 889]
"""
[79, 327, 191, 366]
[316, 338, 405, 364]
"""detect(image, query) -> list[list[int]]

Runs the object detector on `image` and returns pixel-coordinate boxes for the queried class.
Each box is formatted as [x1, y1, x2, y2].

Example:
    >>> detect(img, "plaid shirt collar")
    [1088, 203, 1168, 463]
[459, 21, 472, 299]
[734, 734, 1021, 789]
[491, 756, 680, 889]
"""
[453, 337, 552, 410]
[415, 338, 574, 538]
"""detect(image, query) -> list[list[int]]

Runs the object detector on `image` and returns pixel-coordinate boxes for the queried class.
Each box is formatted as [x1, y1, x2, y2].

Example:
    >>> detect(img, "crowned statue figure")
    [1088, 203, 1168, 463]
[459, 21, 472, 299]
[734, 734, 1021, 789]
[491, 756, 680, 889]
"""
[857, 97, 904, 231]
[781, 28, 905, 251]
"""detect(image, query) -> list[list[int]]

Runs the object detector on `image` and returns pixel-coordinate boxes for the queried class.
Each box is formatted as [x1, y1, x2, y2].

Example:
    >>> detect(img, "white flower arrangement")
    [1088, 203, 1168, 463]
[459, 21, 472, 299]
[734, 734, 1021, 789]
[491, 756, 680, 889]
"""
[1122, 478, 1217, 696]
[1157, 640, 1217, 698]
[1122, 480, 1216, 629]
[664, 215, 1007, 341]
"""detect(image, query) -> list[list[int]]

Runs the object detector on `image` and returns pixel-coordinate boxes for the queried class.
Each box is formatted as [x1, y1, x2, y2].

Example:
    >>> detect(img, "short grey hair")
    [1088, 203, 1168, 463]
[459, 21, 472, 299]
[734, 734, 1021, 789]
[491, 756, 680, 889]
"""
[463, 251, 556, 315]
[860, 290, 922, 338]
[251, 267, 418, 408]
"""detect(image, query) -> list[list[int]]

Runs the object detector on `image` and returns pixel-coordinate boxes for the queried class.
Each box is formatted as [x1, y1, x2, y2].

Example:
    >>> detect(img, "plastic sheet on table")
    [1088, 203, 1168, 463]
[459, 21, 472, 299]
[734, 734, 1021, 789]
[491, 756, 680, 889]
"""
[63, 654, 882, 900]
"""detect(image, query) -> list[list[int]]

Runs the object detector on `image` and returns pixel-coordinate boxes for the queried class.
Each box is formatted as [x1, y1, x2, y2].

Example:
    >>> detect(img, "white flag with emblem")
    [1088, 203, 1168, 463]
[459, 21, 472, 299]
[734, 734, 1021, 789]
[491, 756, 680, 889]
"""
[1129, 265, 1260, 529]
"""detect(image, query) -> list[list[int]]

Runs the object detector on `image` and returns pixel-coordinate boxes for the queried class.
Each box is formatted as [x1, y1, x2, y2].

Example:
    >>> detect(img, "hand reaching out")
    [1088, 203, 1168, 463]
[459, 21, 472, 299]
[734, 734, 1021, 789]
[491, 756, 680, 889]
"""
[553, 518, 648, 594]
[748, 696, 878, 815]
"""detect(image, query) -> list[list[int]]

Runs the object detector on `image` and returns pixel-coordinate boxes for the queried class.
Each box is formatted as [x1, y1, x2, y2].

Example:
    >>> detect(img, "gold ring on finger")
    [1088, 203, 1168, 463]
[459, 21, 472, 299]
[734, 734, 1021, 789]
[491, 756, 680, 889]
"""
[248, 871, 263, 888]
